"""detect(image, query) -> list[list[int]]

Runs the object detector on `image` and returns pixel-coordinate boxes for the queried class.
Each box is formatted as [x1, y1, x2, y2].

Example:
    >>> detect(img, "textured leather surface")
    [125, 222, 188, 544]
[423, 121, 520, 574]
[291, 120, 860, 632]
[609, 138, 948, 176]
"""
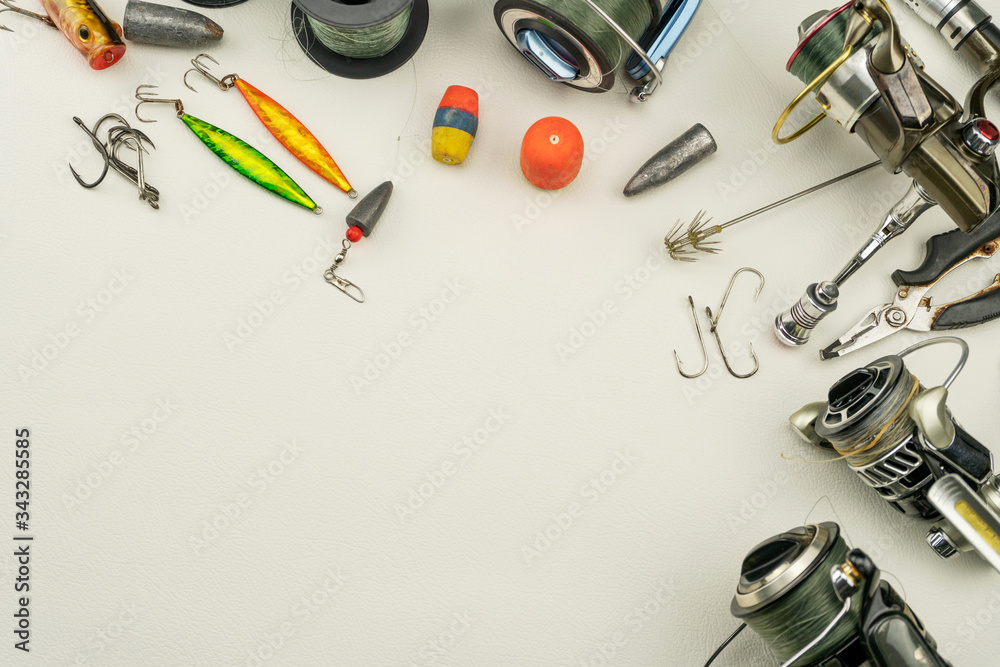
[1, 0, 999, 665]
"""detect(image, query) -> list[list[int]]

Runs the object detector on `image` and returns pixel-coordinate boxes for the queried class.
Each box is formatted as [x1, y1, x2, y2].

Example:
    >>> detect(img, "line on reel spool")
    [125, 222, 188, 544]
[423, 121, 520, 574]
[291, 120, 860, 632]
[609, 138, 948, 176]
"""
[493, 0, 700, 101]
[291, 0, 429, 79]
[729, 523, 864, 666]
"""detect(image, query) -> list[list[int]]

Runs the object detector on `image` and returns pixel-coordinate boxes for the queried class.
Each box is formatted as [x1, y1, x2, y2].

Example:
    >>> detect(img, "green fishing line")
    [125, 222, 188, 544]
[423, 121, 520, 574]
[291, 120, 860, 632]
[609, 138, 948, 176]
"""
[790, 11, 883, 84]
[744, 537, 861, 665]
[530, 0, 655, 69]
[306, 3, 413, 59]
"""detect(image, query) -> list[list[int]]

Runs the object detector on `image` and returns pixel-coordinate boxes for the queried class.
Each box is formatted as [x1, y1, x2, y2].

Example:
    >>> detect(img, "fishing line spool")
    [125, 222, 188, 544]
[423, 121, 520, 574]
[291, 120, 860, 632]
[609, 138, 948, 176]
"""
[713, 522, 948, 667]
[493, 0, 700, 101]
[181, 0, 246, 10]
[790, 337, 1000, 574]
[291, 0, 429, 79]
[732, 523, 861, 665]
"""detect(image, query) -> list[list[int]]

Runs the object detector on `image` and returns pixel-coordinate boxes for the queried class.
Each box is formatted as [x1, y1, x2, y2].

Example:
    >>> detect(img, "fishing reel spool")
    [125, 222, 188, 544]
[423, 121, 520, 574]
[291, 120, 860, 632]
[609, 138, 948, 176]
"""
[719, 523, 948, 667]
[772, 0, 1000, 347]
[291, 0, 429, 79]
[493, 0, 700, 102]
[181, 0, 245, 9]
[790, 337, 1000, 574]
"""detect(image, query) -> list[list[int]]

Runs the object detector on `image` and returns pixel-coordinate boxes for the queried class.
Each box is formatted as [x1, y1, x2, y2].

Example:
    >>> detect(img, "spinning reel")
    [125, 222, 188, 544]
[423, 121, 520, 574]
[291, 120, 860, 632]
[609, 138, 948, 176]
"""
[494, 0, 700, 101]
[710, 522, 948, 667]
[771, 0, 1000, 347]
[790, 337, 1000, 573]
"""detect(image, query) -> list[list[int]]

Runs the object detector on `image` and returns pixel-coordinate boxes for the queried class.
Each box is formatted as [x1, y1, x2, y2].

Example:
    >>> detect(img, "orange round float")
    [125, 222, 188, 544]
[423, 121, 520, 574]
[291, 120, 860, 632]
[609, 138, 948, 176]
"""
[520, 117, 584, 190]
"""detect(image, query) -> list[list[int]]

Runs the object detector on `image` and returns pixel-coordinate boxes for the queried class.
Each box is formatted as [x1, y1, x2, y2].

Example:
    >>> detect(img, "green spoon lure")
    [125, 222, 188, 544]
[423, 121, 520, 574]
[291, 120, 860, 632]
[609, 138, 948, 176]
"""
[135, 85, 320, 214]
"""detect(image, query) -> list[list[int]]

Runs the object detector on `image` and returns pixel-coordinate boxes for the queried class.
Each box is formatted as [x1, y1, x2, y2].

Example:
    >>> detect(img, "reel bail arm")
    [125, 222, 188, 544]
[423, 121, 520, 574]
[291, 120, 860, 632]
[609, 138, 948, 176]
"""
[497, 0, 699, 100]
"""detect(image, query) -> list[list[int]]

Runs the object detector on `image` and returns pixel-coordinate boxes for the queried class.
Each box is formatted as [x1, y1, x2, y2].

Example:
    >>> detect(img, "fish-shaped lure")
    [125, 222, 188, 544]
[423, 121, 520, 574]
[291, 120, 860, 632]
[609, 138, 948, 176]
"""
[134, 85, 321, 214]
[184, 54, 357, 199]
[1, 0, 125, 69]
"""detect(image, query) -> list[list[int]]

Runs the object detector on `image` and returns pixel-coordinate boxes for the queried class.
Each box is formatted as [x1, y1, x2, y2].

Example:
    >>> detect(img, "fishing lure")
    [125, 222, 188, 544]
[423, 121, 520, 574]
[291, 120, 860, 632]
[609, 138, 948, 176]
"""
[0, 0, 125, 69]
[184, 54, 357, 199]
[134, 85, 322, 215]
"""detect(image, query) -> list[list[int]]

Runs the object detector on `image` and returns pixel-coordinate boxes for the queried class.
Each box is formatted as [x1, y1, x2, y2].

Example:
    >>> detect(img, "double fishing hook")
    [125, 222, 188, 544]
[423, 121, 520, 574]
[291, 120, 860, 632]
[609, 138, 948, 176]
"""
[183, 53, 238, 92]
[706, 268, 765, 379]
[135, 84, 184, 123]
[673, 268, 765, 380]
[0, 0, 55, 32]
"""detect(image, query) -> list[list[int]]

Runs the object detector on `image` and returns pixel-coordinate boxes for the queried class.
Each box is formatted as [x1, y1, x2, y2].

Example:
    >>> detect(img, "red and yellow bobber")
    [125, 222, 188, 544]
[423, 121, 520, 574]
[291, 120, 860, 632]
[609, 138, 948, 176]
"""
[432, 86, 479, 165]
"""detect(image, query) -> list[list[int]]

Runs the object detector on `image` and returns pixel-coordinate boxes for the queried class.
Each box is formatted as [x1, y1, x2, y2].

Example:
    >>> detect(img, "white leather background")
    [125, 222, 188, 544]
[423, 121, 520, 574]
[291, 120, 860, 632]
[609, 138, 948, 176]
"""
[2, 0, 999, 664]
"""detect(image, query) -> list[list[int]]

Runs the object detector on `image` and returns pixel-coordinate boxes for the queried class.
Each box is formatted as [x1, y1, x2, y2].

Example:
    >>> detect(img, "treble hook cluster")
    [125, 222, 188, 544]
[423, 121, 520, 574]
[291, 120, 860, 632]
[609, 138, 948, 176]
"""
[70, 114, 159, 209]
[663, 162, 881, 262]
[674, 267, 765, 379]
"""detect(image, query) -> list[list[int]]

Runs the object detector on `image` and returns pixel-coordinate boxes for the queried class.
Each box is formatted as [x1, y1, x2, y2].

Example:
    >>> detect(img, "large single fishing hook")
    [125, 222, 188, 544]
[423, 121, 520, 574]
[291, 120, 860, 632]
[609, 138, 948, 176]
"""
[109, 133, 155, 206]
[134, 85, 184, 123]
[68, 117, 110, 189]
[705, 267, 765, 379]
[674, 296, 709, 379]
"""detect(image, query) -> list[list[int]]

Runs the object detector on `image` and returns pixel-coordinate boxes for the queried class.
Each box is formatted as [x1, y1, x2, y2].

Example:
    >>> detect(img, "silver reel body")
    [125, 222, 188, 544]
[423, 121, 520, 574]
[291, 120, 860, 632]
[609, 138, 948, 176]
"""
[790, 338, 1000, 572]
[774, 0, 1000, 347]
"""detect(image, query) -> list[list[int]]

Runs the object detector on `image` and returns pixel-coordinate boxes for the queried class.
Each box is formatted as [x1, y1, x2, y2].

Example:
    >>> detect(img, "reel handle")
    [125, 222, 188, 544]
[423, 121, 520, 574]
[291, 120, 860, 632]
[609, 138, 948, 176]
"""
[928, 474, 1000, 574]
[892, 207, 1000, 288]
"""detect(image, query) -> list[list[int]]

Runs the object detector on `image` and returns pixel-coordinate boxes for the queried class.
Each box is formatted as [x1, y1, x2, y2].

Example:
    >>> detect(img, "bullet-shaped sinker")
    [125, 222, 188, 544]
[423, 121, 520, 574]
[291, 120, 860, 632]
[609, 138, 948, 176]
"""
[623, 124, 717, 198]
[347, 181, 393, 237]
[123, 0, 224, 48]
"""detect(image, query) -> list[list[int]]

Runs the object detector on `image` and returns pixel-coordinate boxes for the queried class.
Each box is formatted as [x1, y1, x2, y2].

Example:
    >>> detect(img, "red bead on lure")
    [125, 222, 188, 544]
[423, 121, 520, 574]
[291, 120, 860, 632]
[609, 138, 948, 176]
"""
[0, 0, 125, 69]
[183, 54, 357, 199]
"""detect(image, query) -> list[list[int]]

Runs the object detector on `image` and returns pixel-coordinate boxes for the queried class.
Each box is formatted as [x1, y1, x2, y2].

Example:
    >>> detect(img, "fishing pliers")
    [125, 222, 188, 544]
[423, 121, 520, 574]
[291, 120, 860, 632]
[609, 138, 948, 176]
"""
[821, 210, 1000, 359]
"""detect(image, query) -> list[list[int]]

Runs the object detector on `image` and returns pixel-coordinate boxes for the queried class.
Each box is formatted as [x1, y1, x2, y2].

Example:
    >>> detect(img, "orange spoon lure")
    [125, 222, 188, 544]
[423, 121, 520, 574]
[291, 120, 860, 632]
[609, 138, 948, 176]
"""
[184, 54, 357, 199]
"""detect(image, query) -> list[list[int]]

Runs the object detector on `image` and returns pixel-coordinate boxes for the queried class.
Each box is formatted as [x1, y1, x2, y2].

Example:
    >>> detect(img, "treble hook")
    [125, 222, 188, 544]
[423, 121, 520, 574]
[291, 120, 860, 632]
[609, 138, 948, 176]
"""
[184, 53, 239, 92]
[674, 296, 709, 379]
[705, 267, 765, 379]
[0, 0, 55, 32]
[68, 117, 110, 189]
[135, 85, 184, 123]
[323, 240, 365, 303]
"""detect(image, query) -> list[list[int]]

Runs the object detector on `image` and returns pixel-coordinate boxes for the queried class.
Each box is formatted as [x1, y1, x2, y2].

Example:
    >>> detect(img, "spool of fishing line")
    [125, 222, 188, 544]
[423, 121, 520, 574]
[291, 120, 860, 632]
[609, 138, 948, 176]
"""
[494, 0, 700, 96]
[731, 523, 862, 665]
[182, 0, 246, 9]
[814, 357, 923, 469]
[805, 340, 973, 521]
[291, 0, 429, 79]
